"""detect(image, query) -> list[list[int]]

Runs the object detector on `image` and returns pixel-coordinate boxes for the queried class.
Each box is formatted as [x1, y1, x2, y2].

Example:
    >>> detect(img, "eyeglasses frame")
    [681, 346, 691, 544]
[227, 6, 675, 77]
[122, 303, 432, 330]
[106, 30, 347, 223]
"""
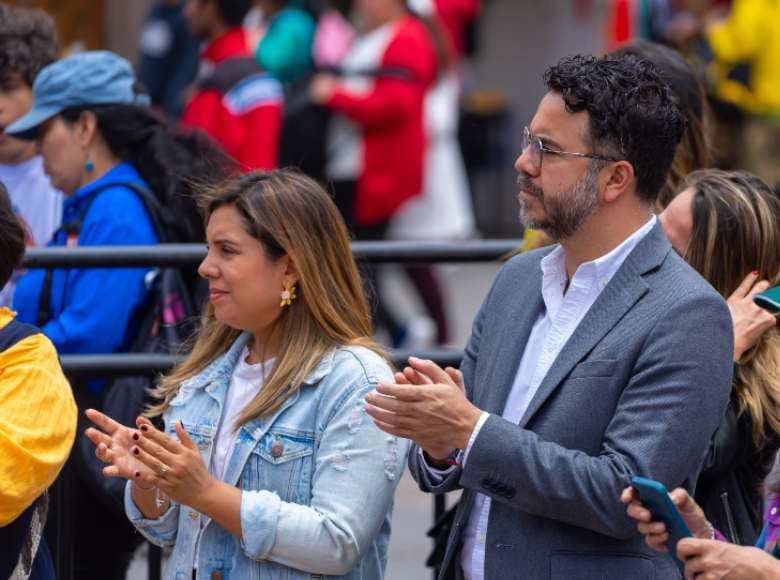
[522, 126, 620, 169]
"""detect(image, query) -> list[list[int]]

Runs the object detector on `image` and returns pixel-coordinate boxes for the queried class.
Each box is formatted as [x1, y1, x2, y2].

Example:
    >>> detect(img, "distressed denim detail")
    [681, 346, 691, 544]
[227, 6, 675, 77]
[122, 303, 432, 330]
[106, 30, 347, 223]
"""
[124, 333, 409, 579]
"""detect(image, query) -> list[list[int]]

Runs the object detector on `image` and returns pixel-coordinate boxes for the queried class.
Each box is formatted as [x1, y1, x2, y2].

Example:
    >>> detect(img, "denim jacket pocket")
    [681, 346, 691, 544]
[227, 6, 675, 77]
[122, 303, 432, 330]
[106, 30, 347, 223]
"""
[241, 429, 315, 505]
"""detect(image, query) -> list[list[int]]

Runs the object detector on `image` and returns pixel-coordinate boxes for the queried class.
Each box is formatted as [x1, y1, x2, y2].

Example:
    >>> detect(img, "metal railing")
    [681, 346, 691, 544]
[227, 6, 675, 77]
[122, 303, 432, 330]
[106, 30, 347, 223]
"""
[23, 239, 520, 268]
[28, 240, 519, 580]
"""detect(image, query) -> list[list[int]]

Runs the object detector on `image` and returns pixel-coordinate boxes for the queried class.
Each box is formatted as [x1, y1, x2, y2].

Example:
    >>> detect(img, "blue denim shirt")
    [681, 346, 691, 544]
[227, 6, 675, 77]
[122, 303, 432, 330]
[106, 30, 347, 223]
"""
[125, 333, 409, 579]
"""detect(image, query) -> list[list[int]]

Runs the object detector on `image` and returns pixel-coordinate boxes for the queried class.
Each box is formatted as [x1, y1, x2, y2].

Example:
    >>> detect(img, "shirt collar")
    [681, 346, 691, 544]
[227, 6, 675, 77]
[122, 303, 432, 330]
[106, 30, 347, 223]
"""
[540, 215, 657, 292]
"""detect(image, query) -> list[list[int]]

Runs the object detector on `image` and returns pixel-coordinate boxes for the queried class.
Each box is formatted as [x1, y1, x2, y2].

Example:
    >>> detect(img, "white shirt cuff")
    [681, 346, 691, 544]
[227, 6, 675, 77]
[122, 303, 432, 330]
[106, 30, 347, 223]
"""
[418, 447, 458, 483]
[462, 411, 490, 468]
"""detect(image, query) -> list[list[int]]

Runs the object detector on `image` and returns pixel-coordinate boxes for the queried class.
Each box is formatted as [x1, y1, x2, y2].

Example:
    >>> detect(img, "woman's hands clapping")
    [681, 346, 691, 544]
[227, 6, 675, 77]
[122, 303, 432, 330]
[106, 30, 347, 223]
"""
[85, 409, 216, 508]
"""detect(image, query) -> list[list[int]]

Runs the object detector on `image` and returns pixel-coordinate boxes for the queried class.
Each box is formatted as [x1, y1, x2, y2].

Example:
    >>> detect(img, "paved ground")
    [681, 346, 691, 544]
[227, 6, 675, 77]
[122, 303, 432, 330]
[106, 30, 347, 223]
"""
[128, 262, 503, 580]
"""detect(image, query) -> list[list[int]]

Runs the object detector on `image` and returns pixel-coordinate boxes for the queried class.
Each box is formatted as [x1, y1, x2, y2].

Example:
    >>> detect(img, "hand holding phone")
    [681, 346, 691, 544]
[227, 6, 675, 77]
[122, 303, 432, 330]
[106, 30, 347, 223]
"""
[630, 477, 692, 572]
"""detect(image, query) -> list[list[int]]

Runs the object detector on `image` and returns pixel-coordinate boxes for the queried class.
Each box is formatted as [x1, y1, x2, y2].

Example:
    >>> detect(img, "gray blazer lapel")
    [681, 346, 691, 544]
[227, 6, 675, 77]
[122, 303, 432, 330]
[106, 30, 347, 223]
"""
[477, 258, 545, 415]
[519, 223, 671, 427]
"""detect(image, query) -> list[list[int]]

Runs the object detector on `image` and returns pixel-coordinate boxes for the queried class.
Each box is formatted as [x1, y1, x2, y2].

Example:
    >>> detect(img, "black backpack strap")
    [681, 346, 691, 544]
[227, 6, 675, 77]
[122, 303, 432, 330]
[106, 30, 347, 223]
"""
[328, 65, 417, 82]
[0, 318, 39, 352]
[199, 56, 264, 94]
[36, 181, 167, 328]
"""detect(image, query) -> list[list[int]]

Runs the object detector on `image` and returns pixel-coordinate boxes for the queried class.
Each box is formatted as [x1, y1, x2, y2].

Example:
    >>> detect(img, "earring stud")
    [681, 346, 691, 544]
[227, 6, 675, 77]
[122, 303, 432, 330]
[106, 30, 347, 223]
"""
[280, 283, 297, 307]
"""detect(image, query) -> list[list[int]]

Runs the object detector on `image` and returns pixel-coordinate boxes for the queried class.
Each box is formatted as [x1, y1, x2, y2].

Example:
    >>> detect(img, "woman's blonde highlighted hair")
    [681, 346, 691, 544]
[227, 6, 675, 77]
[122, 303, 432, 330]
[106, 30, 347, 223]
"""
[682, 169, 780, 448]
[148, 170, 385, 425]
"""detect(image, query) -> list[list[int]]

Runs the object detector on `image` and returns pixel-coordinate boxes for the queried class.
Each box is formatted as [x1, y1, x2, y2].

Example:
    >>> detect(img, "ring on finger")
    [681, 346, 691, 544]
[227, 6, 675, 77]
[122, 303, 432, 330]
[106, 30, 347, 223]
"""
[158, 463, 171, 478]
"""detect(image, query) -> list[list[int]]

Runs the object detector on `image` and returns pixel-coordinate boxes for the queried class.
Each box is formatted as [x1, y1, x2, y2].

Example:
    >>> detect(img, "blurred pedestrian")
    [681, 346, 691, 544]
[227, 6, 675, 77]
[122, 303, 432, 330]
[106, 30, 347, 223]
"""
[5, 50, 232, 579]
[0, 183, 76, 580]
[138, 0, 200, 119]
[182, 0, 283, 170]
[668, 0, 780, 185]
[254, 0, 317, 83]
[0, 4, 63, 307]
[310, 0, 437, 346]
[389, 0, 476, 345]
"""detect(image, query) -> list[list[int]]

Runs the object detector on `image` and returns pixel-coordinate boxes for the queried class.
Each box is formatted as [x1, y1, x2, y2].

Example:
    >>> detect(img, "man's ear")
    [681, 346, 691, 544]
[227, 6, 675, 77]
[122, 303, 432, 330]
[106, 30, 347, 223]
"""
[601, 160, 635, 204]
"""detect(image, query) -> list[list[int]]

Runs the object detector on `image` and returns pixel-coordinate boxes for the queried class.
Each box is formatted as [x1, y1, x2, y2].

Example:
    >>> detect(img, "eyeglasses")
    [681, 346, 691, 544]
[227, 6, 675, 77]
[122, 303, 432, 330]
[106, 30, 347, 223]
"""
[522, 126, 620, 170]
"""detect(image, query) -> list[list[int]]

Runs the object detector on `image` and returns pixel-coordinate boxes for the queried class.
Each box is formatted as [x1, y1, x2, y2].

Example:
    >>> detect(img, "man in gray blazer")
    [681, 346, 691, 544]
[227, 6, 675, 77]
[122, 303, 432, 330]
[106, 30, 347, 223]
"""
[365, 53, 734, 579]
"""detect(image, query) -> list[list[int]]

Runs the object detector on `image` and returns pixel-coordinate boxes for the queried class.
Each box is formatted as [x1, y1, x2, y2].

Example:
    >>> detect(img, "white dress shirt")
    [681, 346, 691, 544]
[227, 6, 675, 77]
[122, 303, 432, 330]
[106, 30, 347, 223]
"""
[423, 216, 656, 580]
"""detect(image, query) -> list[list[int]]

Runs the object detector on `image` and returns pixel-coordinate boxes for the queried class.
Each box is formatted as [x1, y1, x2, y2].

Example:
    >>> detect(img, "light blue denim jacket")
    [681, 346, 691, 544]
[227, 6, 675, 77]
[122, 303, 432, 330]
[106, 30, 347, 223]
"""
[125, 332, 409, 579]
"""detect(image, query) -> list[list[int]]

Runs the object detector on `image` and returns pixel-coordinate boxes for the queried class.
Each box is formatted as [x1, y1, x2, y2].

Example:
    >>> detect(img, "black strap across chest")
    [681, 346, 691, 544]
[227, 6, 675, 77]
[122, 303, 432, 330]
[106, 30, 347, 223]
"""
[0, 318, 39, 353]
[36, 181, 164, 328]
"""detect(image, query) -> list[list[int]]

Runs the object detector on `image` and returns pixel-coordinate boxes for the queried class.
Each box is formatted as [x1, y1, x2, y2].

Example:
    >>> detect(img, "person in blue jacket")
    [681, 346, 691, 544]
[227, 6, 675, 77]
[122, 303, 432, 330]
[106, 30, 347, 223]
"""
[5, 50, 232, 579]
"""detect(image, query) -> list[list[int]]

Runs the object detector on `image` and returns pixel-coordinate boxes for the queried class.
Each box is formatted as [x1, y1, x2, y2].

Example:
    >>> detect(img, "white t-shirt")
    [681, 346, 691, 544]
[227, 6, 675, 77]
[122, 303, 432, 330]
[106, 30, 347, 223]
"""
[194, 347, 274, 569]
[210, 347, 275, 480]
[0, 156, 63, 307]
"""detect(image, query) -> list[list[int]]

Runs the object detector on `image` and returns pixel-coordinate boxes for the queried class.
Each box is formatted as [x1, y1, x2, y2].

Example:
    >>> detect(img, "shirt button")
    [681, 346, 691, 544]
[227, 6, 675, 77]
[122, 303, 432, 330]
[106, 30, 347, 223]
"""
[271, 440, 284, 458]
[188, 510, 199, 520]
[772, 507, 777, 516]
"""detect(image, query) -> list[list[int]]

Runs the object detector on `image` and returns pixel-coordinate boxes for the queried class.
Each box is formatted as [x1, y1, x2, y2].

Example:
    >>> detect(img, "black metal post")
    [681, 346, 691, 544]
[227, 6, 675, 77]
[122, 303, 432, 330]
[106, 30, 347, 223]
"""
[147, 544, 162, 580]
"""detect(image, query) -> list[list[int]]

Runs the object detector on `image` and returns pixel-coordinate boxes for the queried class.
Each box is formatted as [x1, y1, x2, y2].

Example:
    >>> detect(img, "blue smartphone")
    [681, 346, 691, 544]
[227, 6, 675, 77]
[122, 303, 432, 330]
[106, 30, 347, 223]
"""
[754, 285, 780, 313]
[630, 476, 691, 573]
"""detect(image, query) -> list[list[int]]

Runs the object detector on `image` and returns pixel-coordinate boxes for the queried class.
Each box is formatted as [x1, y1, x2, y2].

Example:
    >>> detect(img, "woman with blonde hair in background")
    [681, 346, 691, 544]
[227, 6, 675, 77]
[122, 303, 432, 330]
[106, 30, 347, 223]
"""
[85, 170, 409, 579]
[624, 169, 780, 548]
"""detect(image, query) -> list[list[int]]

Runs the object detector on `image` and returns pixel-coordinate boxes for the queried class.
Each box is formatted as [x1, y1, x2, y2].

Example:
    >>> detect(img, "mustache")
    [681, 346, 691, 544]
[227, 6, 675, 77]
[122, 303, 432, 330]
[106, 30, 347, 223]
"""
[516, 174, 544, 199]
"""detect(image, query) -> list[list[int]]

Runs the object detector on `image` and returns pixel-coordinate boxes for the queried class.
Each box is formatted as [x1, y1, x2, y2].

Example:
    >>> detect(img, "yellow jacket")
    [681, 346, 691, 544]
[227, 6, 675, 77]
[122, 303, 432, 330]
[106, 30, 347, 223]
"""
[0, 307, 76, 526]
[708, 0, 780, 115]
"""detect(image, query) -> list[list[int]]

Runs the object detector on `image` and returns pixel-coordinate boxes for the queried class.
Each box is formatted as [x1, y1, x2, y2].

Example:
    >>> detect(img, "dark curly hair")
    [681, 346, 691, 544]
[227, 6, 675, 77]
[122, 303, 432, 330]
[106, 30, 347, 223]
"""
[0, 4, 57, 88]
[611, 41, 712, 209]
[544, 54, 686, 204]
[0, 182, 26, 289]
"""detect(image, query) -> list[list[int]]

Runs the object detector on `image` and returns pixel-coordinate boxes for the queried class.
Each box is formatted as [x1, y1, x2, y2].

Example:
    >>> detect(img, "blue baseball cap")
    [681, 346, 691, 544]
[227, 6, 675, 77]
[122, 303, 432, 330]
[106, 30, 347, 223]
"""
[5, 50, 150, 140]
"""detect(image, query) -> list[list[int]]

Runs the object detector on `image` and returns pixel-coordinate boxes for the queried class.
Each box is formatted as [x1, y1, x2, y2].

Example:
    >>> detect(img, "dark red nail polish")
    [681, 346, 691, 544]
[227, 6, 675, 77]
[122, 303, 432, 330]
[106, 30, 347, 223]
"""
[133, 448, 139, 455]
[132, 433, 139, 441]
[140, 424, 149, 432]
[135, 471, 141, 477]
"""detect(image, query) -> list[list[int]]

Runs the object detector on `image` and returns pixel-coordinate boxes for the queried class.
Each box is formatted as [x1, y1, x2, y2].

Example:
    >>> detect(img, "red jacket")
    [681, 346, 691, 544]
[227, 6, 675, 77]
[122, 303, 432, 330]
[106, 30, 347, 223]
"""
[434, 0, 480, 60]
[326, 16, 437, 226]
[182, 28, 283, 171]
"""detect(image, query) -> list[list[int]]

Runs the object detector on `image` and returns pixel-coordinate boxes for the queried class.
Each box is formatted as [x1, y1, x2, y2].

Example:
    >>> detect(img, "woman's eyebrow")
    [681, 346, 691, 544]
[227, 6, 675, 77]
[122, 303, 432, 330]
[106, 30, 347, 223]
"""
[209, 236, 238, 246]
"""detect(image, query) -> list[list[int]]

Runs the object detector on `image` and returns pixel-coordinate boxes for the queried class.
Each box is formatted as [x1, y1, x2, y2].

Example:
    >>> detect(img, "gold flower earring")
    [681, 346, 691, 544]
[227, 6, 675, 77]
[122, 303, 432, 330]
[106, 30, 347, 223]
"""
[280, 282, 297, 307]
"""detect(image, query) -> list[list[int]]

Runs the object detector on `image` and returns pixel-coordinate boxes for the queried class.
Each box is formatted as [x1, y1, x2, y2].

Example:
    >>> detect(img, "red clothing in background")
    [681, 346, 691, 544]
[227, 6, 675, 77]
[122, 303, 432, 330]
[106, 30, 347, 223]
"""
[433, 0, 480, 60]
[182, 28, 283, 170]
[326, 15, 437, 226]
